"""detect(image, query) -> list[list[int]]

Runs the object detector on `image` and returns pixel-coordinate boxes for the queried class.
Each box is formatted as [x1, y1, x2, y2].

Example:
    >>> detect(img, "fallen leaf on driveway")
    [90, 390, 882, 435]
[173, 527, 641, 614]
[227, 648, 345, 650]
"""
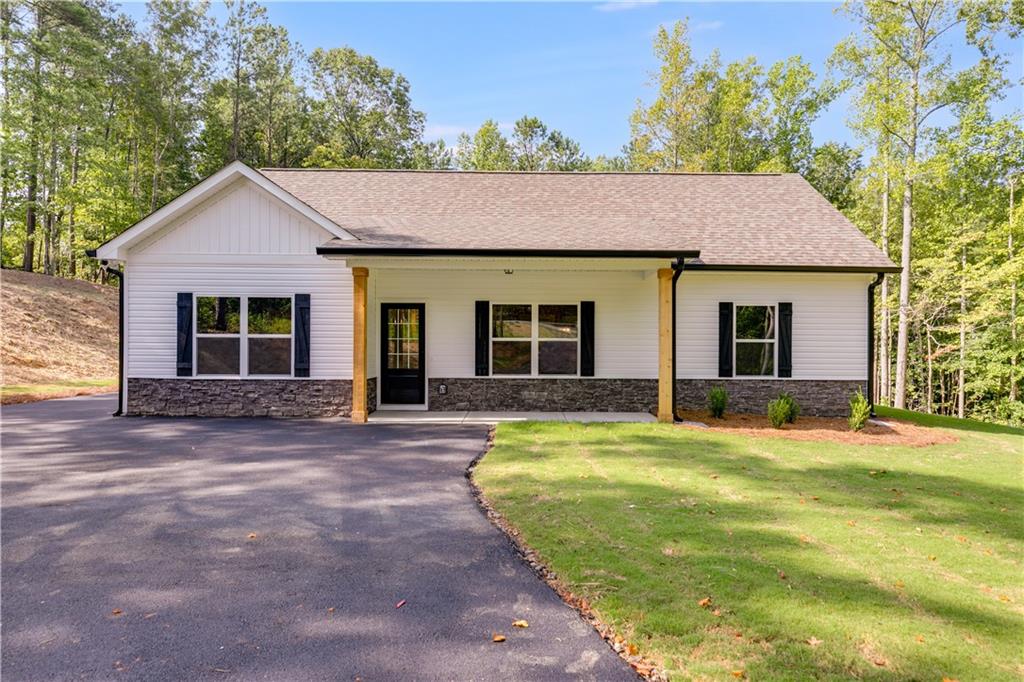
[492, 633, 506, 643]
[512, 620, 528, 628]
[143, 613, 157, 619]
[395, 600, 406, 609]
[111, 609, 123, 616]
[327, 607, 335, 613]
[247, 533, 257, 540]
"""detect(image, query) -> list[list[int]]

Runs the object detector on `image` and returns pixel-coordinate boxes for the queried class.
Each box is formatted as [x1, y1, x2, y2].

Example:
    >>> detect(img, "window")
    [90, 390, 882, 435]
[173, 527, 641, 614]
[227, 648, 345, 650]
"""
[387, 307, 420, 369]
[194, 296, 293, 377]
[491, 303, 579, 376]
[196, 296, 240, 375]
[735, 305, 775, 376]
[492, 304, 531, 374]
[247, 297, 292, 375]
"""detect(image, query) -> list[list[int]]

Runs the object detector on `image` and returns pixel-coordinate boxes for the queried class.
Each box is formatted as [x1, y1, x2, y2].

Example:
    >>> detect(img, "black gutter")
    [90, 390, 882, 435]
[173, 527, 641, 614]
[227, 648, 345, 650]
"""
[671, 257, 687, 422]
[685, 263, 902, 274]
[867, 273, 885, 417]
[100, 260, 124, 417]
[317, 246, 702, 259]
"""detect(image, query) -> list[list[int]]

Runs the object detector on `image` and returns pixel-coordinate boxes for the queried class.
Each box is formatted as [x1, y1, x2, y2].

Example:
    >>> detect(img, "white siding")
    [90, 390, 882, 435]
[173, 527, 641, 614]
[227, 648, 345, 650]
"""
[373, 268, 871, 382]
[677, 272, 871, 380]
[374, 268, 660, 379]
[126, 260, 352, 379]
[134, 179, 329, 256]
[124, 177, 352, 379]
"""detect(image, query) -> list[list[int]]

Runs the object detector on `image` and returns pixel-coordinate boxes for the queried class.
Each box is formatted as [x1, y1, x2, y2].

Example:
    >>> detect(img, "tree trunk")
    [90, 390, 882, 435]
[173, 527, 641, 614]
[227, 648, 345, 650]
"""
[925, 323, 933, 414]
[1010, 177, 1017, 402]
[68, 134, 80, 277]
[44, 131, 58, 275]
[880, 167, 892, 405]
[958, 243, 967, 419]
[22, 38, 42, 272]
[231, 44, 242, 161]
[893, 61, 920, 409]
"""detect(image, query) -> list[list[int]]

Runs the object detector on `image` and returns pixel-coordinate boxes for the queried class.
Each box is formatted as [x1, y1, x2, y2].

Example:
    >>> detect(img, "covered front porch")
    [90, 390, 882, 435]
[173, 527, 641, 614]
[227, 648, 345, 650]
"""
[334, 255, 695, 424]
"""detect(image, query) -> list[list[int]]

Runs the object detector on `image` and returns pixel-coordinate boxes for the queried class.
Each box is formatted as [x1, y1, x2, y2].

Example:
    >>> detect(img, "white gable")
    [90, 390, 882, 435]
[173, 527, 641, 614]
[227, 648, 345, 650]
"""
[93, 161, 352, 261]
[133, 178, 334, 256]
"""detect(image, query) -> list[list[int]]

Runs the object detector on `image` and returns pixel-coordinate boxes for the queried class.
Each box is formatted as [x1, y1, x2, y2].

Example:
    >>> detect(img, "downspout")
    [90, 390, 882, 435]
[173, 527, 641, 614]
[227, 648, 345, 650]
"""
[101, 260, 124, 417]
[671, 257, 687, 423]
[867, 273, 884, 417]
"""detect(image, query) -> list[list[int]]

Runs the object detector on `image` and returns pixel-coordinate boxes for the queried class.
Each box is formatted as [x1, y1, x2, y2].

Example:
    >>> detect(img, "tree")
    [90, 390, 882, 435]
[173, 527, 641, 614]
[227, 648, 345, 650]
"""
[224, 0, 265, 162]
[805, 142, 862, 211]
[456, 120, 512, 170]
[835, 0, 1009, 409]
[305, 47, 424, 168]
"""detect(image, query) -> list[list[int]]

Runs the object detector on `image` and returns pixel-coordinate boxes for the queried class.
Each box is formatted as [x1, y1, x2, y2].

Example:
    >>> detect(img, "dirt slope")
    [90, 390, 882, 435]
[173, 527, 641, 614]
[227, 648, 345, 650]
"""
[1, 269, 118, 394]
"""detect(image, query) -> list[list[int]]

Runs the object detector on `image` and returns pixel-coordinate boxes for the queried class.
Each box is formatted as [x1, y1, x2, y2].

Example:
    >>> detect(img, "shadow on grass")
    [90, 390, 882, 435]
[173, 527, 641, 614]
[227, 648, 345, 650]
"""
[479, 422, 1024, 679]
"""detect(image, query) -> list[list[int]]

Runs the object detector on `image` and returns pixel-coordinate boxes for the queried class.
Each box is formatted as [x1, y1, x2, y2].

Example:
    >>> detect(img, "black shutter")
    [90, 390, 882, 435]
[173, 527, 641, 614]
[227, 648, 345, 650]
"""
[718, 302, 733, 378]
[176, 292, 193, 377]
[778, 302, 792, 378]
[475, 300, 490, 376]
[580, 301, 595, 376]
[294, 294, 311, 377]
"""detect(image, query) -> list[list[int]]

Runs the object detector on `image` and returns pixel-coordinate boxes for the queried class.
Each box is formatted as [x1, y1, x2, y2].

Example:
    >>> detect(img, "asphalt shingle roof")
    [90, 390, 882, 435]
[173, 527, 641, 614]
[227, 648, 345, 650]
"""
[259, 168, 897, 270]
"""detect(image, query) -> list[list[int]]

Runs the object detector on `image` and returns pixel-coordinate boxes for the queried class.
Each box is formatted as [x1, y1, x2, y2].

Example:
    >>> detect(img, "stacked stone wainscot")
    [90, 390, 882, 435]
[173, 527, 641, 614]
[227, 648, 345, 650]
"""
[126, 378, 355, 418]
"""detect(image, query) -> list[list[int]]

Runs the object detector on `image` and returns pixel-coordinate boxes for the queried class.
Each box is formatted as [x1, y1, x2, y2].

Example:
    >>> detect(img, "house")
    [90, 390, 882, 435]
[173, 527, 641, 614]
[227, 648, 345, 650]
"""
[89, 161, 898, 422]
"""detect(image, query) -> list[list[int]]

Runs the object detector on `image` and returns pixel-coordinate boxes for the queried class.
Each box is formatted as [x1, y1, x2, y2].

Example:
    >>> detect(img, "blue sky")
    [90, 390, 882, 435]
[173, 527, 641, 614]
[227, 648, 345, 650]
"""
[121, 1, 1023, 158]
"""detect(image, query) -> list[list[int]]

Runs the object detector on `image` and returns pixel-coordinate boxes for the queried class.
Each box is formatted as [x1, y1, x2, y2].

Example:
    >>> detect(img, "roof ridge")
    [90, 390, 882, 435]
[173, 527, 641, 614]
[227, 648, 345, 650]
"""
[258, 167, 787, 177]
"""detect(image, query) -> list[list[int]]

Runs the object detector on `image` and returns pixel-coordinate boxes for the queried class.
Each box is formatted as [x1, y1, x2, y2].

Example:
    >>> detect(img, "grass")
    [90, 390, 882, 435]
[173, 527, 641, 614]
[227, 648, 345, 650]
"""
[474, 419, 1024, 681]
[1, 378, 116, 404]
[875, 405, 1024, 436]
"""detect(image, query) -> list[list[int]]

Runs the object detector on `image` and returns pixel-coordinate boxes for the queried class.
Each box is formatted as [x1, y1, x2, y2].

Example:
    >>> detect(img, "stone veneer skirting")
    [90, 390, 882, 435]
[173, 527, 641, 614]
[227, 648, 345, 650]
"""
[126, 377, 861, 418]
[427, 377, 863, 416]
[428, 378, 658, 412]
[126, 378, 357, 418]
[676, 379, 865, 417]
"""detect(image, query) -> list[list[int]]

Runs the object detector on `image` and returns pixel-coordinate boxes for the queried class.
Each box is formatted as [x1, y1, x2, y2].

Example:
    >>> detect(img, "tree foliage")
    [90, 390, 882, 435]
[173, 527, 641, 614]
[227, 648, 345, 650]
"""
[0, 2, 1019, 423]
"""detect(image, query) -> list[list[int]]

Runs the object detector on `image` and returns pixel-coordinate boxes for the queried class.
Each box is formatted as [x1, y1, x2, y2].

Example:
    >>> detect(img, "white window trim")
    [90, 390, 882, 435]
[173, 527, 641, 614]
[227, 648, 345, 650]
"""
[734, 303, 777, 379]
[490, 303, 580, 378]
[193, 294, 295, 379]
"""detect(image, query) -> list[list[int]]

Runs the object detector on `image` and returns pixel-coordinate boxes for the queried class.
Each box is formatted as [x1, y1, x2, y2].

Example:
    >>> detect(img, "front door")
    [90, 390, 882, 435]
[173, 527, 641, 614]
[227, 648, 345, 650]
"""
[380, 303, 425, 405]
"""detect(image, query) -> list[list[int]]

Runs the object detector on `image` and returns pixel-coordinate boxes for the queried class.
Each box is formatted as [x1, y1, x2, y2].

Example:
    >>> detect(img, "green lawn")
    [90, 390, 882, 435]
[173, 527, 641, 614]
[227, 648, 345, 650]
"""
[1, 378, 116, 403]
[474, 419, 1024, 681]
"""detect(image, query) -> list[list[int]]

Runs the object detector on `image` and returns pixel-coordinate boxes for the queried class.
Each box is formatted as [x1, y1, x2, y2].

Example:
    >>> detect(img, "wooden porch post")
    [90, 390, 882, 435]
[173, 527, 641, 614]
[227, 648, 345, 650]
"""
[657, 268, 674, 423]
[352, 267, 369, 423]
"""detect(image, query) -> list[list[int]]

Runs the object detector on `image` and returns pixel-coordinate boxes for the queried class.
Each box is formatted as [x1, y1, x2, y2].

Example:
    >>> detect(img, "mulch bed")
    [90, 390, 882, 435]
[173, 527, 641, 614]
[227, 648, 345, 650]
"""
[676, 410, 958, 447]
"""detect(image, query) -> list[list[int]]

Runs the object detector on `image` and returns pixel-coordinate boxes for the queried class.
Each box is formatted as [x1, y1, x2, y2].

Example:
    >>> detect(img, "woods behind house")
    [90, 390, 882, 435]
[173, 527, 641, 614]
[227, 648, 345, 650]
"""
[1, 0, 1021, 423]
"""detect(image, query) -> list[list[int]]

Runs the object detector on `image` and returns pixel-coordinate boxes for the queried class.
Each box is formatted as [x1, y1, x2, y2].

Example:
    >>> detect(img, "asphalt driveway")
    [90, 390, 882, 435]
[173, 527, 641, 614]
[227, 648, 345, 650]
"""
[1, 395, 634, 681]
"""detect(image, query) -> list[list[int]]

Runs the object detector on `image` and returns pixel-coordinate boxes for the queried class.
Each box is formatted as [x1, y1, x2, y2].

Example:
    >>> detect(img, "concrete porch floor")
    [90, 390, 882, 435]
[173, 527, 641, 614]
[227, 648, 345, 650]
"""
[368, 410, 657, 424]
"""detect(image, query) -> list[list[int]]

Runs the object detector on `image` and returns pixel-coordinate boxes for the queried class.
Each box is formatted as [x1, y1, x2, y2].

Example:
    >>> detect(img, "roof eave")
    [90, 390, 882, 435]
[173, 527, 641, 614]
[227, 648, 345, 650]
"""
[684, 263, 902, 274]
[316, 246, 702, 259]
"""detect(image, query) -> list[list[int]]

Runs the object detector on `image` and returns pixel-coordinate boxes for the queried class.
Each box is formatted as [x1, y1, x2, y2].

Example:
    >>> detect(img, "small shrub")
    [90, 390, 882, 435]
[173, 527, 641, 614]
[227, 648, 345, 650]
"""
[708, 386, 728, 419]
[767, 398, 789, 429]
[777, 391, 801, 423]
[849, 390, 871, 431]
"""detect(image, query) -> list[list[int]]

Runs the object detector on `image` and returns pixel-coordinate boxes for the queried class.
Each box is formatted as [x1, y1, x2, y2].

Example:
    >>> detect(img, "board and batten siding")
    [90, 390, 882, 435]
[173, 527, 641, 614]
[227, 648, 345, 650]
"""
[132, 179, 332, 256]
[373, 268, 872, 381]
[124, 177, 353, 379]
